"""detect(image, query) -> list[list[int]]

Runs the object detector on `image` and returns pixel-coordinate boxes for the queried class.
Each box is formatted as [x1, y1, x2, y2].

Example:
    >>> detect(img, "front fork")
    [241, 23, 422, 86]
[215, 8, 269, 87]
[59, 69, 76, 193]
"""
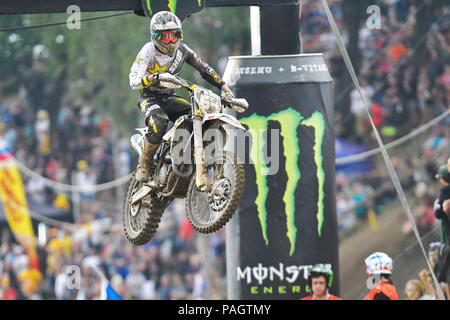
[192, 112, 211, 192]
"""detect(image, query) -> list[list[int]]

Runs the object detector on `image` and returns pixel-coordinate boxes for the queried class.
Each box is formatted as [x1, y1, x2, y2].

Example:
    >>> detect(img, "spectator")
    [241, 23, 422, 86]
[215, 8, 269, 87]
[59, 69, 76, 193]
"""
[370, 99, 384, 131]
[35, 109, 50, 156]
[404, 279, 423, 300]
[26, 166, 46, 204]
[110, 273, 128, 299]
[433, 164, 450, 286]
[0, 274, 18, 300]
[363, 252, 399, 300]
[388, 33, 408, 65]
[170, 273, 188, 300]
[403, 276, 435, 300]
[158, 274, 172, 300]
[74, 160, 97, 214]
[350, 77, 374, 139]
[418, 194, 436, 235]
[299, 264, 342, 300]
[125, 263, 146, 299]
[434, 164, 450, 242]
[54, 262, 69, 300]
[140, 276, 156, 300]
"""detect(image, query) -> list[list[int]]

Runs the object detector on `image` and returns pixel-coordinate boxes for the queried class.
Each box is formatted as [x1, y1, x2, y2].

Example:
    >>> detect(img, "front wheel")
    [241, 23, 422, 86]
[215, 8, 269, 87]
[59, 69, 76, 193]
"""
[185, 151, 244, 233]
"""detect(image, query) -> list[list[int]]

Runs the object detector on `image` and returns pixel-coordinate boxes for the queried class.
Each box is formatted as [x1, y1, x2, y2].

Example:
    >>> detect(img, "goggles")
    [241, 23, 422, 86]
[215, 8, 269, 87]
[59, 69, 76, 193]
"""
[155, 30, 182, 44]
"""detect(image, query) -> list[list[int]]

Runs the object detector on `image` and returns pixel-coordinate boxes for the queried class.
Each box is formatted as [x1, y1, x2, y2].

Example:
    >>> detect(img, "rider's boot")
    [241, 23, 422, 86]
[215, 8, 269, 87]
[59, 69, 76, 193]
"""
[136, 137, 158, 183]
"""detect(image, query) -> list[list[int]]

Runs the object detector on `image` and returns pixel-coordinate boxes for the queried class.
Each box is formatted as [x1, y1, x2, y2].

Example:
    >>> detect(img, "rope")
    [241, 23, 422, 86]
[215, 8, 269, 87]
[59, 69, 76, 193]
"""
[1, 196, 118, 233]
[0, 11, 134, 32]
[336, 109, 450, 164]
[13, 106, 449, 193]
[10, 107, 448, 211]
[320, 0, 445, 300]
[13, 157, 132, 193]
[1, 197, 77, 230]
[337, 142, 448, 229]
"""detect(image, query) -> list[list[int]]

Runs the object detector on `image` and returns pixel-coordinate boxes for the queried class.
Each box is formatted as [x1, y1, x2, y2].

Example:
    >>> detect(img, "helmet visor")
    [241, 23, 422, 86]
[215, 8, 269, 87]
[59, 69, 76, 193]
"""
[156, 30, 182, 44]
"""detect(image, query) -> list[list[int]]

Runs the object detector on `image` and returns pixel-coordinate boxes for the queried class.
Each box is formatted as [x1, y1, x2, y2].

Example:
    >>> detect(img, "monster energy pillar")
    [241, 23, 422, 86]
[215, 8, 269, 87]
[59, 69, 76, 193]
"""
[223, 54, 338, 299]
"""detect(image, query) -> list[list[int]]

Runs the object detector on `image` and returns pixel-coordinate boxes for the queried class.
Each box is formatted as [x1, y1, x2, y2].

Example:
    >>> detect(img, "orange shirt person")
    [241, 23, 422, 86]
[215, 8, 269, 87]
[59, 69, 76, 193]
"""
[389, 43, 407, 65]
[389, 34, 408, 65]
[363, 252, 399, 300]
[300, 264, 342, 300]
[363, 277, 399, 300]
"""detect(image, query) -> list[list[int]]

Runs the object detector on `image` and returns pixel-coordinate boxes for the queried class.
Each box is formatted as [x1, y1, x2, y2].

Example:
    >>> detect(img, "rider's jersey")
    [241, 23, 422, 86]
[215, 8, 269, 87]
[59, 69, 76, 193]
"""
[129, 41, 225, 95]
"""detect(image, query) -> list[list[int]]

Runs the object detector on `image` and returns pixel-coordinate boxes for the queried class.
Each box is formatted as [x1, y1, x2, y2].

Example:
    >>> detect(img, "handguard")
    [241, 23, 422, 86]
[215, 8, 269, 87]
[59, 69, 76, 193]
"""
[228, 98, 249, 113]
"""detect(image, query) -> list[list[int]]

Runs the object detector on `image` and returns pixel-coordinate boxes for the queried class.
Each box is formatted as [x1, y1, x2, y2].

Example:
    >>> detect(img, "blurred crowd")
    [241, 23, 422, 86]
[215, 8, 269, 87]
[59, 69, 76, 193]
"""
[301, 0, 450, 232]
[0, 77, 226, 300]
[0, 84, 130, 209]
[403, 242, 450, 300]
[336, 124, 448, 233]
[0, 0, 449, 300]
[0, 37, 226, 301]
[302, 0, 449, 144]
[0, 198, 227, 300]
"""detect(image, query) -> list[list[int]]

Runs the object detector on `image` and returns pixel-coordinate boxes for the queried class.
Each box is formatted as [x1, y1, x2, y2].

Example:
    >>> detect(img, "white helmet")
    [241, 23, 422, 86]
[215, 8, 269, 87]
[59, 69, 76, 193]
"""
[150, 11, 183, 57]
[365, 252, 393, 275]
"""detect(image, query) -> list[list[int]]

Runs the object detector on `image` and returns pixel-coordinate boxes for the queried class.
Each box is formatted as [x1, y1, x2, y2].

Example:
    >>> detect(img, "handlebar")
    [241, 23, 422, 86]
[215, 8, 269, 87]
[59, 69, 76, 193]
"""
[157, 73, 192, 90]
[157, 73, 248, 113]
[221, 96, 249, 113]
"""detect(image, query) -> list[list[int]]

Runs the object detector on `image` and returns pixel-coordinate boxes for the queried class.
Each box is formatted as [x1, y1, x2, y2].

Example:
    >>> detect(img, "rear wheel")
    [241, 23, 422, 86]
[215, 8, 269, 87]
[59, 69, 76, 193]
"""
[185, 151, 244, 233]
[123, 172, 169, 245]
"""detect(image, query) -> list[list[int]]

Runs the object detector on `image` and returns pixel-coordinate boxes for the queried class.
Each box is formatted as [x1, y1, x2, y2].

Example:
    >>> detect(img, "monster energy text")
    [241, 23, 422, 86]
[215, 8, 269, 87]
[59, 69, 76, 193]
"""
[236, 262, 332, 295]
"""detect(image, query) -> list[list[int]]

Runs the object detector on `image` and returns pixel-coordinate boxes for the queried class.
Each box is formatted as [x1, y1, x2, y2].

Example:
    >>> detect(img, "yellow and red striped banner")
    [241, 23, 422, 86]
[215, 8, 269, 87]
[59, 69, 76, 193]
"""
[0, 140, 40, 271]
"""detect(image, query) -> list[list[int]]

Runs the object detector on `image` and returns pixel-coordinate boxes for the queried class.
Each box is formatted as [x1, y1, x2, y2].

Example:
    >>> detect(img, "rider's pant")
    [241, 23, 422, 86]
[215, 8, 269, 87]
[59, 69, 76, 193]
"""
[138, 93, 191, 144]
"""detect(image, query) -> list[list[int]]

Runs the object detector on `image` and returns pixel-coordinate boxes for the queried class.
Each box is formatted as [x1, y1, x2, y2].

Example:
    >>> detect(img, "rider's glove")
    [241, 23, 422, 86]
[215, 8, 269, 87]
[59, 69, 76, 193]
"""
[223, 90, 234, 99]
[142, 74, 158, 88]
[142, 73, 172, 88]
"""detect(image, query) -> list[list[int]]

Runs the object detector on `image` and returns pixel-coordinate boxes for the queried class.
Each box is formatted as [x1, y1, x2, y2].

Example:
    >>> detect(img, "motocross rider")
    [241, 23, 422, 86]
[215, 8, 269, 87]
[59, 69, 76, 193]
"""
[129, 11, 233, 183]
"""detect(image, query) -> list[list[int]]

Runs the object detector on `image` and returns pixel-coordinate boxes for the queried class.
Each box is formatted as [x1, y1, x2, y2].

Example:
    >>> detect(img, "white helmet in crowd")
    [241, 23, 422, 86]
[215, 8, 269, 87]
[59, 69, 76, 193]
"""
[365, 252, 393, 275]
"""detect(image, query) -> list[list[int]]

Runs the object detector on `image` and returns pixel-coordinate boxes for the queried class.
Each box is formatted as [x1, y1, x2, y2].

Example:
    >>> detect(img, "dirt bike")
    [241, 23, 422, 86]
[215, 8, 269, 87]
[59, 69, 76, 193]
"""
[123, 73, 248, 245]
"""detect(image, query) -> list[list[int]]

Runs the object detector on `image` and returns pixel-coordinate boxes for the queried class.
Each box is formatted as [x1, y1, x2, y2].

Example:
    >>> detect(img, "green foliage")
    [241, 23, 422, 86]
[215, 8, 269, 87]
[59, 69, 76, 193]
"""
[0, 8, 249, 134]
[0, 16, 42, 94]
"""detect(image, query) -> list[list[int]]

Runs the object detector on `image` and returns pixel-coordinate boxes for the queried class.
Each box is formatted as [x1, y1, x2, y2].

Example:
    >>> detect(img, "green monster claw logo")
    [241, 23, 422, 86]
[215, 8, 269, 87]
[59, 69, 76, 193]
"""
[168, 0, 177, 13]
[146, 0, 203, 15]
[240, 108, 325, 256]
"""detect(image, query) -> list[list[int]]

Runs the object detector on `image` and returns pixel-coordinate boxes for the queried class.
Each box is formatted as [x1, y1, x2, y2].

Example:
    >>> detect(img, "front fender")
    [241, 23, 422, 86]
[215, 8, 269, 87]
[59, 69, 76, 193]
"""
[130, 127, 148, 156]
[202, 113, 246, 131]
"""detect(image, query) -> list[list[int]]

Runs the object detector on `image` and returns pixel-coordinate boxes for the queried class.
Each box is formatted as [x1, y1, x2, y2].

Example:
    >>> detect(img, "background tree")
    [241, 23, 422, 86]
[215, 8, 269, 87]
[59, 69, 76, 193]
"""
[0, 7, 250, 144]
